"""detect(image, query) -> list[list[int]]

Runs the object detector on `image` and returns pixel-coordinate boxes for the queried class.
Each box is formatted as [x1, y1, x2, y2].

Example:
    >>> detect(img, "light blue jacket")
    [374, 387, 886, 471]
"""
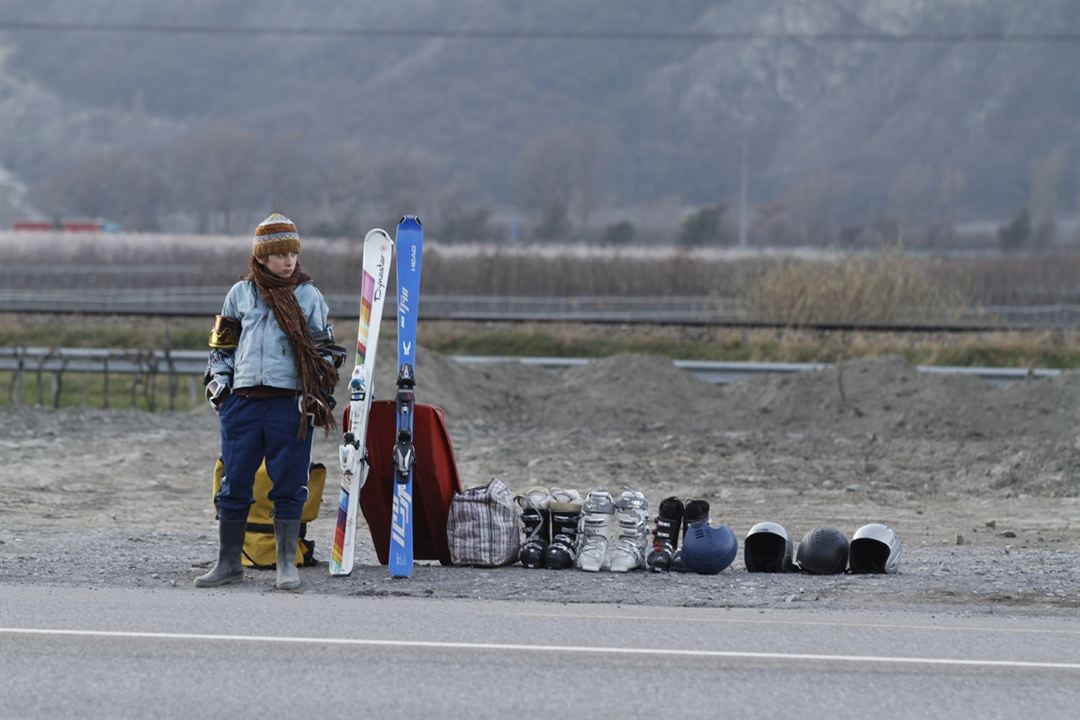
[208, 279, 330, 391]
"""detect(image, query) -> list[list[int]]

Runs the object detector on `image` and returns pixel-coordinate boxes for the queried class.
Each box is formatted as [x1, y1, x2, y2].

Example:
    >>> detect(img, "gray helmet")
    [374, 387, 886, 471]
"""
[744, 522, 795, 573]
[795, 527, 849, 575]
[849, 523, 903, 574]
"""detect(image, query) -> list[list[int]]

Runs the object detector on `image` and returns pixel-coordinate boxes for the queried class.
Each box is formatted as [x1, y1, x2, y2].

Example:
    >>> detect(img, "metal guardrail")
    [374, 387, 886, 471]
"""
[0, 346, 193, 410]
[0, 347, 1065, 379]
[3, 349, 1067, 412]
[1, 346, 1059, 408]
[452, 356, 1063, 385]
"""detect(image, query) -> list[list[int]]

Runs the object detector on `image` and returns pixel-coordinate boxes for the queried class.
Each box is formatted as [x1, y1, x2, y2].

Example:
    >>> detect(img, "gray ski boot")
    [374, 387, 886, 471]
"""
[274, 518, 302, 590]
[577, 489, 616, 572]
[194, 518, 247, 588]
[610, 489, 650, 573]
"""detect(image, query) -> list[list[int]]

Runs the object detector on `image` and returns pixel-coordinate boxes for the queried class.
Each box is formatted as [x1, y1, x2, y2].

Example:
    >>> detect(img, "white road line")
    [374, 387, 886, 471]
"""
[1, 628, 1077, 670]
[508, 611, 1080, 635]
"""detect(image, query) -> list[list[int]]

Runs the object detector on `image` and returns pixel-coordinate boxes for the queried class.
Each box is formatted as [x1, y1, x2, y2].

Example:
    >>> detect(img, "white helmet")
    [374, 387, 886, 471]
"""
[849, 523, 903, 574]
[744, 522, 795, 573]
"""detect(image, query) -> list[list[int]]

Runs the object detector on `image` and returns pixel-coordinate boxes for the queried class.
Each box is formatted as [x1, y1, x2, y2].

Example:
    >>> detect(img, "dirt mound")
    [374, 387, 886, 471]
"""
[718, 354, 1080, 440]
[363, 350, 1080, 442]
[371, 346, 548, 425]
[531, 353, 724, 432]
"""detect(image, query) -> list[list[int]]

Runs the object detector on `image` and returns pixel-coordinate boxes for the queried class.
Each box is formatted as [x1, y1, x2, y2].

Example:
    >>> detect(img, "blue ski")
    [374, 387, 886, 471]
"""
[389, 215, 423, 578]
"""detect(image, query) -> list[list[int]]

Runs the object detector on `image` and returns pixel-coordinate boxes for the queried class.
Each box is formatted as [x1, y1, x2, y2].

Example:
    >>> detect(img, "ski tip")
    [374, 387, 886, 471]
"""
[398, 215, 422, 227]
[364, 228, 391, 241]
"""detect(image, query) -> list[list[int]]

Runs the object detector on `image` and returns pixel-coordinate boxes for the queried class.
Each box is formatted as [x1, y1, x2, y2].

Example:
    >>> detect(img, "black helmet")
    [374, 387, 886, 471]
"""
[796, 527, 849, 574]
[744, 522, 795, 573]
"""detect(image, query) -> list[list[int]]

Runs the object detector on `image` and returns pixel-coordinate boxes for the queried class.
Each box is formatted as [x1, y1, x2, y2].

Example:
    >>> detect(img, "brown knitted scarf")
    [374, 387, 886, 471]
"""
[247, 256, 339, 439]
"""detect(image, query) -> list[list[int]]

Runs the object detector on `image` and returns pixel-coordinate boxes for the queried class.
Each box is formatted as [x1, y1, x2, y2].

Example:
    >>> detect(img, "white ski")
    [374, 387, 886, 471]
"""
[329, 228, 393, 576]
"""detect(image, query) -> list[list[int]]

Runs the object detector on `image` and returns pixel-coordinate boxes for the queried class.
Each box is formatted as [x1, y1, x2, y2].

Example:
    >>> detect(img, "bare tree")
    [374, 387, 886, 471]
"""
[31, 149, 167, 230]
[207, 126, 263, 234]
[511, 128, 604, 239]
[261, 132, 311, 213]
[888, 162, 934, 227]
[370, 149, 440, 220]
[1029, 144, 1070, 229]
[936, 166, 966, 225]
[168, 125, 265, 234]
[113, 153, 169, 231]
[783, 172, 853, 246]
[168, 132, 217, 233]
[312, 141, 373, 235]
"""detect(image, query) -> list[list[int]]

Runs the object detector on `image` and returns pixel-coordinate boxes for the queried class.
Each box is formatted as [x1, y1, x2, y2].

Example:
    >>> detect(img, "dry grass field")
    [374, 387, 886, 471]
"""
[5, 230, 1080, 308]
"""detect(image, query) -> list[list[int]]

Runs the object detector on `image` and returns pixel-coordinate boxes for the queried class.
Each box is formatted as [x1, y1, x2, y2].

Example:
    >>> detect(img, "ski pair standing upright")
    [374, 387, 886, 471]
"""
[329, 217, 423, 578]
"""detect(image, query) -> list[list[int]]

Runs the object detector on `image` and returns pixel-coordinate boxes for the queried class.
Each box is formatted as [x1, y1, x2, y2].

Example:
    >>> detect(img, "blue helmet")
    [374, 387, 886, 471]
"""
[681, 522, 738, 575]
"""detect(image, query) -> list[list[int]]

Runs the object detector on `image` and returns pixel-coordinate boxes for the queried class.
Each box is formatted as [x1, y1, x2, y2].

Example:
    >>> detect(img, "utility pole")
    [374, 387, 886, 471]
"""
[738, 141, 749, 248]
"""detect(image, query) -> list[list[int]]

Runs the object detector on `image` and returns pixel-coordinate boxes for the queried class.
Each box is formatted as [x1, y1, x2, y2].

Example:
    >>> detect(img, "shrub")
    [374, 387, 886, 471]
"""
[677, 203, 734, 247]
[747, 246, 970, 325]
[998, 208, 1032, 252]
[602, 220, 635, 245]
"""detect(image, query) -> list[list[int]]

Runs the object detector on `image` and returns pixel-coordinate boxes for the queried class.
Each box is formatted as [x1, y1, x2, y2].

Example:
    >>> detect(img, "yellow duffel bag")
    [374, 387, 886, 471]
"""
[211, 458, 326, 568]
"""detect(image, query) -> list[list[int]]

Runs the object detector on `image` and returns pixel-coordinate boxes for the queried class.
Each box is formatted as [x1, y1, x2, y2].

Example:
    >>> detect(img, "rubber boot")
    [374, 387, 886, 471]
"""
[194, 518, 247, 588]
[647, 497, 685, 572]
[274, 518, 302, 590]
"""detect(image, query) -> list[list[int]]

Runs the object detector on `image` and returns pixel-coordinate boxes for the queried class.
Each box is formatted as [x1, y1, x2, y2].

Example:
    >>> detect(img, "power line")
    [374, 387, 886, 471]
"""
[0, 20, 1077, 43]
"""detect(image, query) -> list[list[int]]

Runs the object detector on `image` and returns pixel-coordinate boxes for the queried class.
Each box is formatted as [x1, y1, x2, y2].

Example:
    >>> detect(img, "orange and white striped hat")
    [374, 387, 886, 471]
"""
[252, 213, 300, 257]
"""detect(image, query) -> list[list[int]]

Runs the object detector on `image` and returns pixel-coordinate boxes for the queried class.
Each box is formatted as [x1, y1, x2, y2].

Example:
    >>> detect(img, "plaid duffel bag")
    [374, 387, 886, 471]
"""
[447, 477, 521, 567]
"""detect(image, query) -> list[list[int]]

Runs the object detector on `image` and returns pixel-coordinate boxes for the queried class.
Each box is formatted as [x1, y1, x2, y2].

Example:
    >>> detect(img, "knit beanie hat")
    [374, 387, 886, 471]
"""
[252, 213, 301, 257]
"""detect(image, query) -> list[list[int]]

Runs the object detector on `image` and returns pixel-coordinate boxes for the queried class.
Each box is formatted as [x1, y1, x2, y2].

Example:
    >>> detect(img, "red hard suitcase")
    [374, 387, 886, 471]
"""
[355, 400, 462, 566]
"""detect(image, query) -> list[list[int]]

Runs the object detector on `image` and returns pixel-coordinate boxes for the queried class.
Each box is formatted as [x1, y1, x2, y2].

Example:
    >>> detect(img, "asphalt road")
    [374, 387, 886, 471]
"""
[0, 586, 1077, 719]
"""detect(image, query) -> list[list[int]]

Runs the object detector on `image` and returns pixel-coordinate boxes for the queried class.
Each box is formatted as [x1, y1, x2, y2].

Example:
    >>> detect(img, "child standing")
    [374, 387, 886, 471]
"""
[195, 213, 342, 590]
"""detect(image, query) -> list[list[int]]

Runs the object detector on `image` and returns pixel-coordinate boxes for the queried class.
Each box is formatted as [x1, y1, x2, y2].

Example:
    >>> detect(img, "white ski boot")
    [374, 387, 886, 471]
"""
[576, 489, 616, 572]
[609, 489, 650, 573]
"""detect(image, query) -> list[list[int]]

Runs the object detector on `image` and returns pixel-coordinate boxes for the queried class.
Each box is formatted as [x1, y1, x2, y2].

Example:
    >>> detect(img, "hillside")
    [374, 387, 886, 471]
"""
[0, 0, 1077, 233]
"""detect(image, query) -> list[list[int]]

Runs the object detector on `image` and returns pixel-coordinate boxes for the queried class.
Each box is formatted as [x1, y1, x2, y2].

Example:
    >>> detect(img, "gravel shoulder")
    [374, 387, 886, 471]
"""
[1, 353, 1077, 615]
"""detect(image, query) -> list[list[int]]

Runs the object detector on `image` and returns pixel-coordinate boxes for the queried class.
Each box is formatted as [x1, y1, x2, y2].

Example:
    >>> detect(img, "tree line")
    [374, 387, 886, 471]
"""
[21, 123, 1078, 251]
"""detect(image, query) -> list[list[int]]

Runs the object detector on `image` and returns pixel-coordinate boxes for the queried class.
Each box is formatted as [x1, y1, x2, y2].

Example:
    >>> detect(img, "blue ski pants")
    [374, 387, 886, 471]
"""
[216, 394, 313, 521]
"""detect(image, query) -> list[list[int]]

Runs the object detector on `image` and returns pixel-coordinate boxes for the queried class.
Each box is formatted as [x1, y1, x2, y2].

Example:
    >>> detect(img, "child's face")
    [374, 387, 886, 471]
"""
[258, 251, 298, 278]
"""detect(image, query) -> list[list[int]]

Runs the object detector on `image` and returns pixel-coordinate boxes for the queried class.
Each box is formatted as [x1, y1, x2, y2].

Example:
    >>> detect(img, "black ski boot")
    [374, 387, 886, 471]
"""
[647, 497, 685, 572]
[516, 489, 551, 569]
[274, 518, 302, 590]
[194, 518, 247, 588]
[672, 499, 710, 573]
[543, 499, 582, 570]
[684, 499, 710, 525]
